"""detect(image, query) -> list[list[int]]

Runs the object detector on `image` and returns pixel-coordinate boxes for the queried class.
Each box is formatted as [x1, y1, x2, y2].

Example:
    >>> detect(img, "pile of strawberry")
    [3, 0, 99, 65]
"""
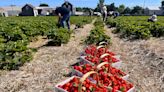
[73, 64, 126, 78]
[59, 77, 108, 92]
[98, 64, 126, 78]
[55, 44, 134, 92]
[74, 64, 96, 74]
[85, 45, 115, 58]
[97, 73, 133, 92]
[83, 45, 119, 65]
[84, 55, 119, 65]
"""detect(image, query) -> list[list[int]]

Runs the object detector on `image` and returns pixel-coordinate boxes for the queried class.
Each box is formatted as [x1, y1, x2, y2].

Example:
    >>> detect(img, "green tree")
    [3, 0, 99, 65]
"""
[76, 7, 83, 11]
[160, 0, 164, 10]
[123, 7, 131, 14]
[106, 3, 117, 11]
[99, 0, 104, 4]
[144, 7, 149, 15]
[131, 6, 144, 15]
[82, 7, 91, 12]
[39, 3, 49, 7]
[94, 3, 101, 12]
[118, 4, 125, 14]
[162, 0, 164, 7]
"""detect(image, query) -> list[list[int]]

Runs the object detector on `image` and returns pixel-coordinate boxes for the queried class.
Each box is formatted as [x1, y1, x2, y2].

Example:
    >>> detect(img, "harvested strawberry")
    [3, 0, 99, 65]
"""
[85, 45, 97, 56]
[84, 55, 119, 65]
[98, 64, 126, 78]
[84, 45, 115, 58]
[74, 64, 96, 74]
[85, 55, 99, 64]
[106, 51, 115, 56]
[58, 77, 108, 92]
[91, 73, 133, 92]
[101, 55, 119, 63]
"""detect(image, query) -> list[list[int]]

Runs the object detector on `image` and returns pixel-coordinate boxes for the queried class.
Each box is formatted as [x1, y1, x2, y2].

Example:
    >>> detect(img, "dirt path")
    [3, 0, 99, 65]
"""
[0, 21, 95, 92]
[104, 27, 164, 92]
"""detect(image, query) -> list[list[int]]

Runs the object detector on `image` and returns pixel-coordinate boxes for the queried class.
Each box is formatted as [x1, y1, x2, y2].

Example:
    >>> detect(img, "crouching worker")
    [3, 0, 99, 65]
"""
[148, 13, 157, 22]
[113, 11, 119, 19]
[55, 7, 71, 31]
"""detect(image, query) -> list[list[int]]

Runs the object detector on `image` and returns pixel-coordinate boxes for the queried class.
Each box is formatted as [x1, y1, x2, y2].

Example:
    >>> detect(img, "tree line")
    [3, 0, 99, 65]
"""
[76, 3, 149, 15]
[39, 1, 164, 15]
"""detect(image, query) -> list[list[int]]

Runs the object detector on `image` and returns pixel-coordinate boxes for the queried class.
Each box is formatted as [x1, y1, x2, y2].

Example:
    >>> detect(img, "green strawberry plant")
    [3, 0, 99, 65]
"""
[106, 16, 164, 39]
[85, 18, 111, 45]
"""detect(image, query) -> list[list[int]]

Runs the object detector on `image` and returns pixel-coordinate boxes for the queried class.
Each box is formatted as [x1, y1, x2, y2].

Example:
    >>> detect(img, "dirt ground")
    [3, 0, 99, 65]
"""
[0, 20, 163, 92]
[104, 26, 164, 92]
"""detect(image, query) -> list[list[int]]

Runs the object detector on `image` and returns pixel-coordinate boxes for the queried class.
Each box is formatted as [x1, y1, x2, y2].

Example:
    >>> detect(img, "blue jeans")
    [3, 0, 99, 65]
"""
[60, 13, 70, 30]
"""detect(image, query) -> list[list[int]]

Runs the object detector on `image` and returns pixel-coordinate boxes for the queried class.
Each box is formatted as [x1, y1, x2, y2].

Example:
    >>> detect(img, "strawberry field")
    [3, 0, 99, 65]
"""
[0, 16, 94, 70]
[107, 16, 164, 39]
[0, 16, 163, 92]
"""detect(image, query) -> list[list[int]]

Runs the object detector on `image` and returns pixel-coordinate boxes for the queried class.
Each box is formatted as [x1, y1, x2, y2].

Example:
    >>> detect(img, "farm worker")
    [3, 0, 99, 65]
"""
[148, 13, 157, 22]
[55, 7, 71, 31]
[100, 4, 107, 22]
[89, 9, 93, 17]
[102, 5, 108, 22]
[113, 11, 119, 19]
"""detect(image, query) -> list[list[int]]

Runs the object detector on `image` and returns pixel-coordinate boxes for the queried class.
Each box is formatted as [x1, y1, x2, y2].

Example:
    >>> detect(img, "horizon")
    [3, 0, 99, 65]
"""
[0, 0, 162, 10]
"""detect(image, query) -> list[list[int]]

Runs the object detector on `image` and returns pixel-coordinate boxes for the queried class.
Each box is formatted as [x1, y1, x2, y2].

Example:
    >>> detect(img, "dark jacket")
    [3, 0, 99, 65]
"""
[55, 7, 70, 16]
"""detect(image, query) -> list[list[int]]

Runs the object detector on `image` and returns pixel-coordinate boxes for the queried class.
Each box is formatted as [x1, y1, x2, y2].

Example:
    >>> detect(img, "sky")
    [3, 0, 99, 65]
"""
[0, 0, 162, 10]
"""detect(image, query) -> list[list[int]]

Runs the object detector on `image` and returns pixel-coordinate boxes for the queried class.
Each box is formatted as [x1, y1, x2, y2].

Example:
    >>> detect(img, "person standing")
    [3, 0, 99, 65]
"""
[55, 7, 71, 31]
[102, 4, 107, 21]
[89, 9, 93, 17]
[100, 4, 107, 22]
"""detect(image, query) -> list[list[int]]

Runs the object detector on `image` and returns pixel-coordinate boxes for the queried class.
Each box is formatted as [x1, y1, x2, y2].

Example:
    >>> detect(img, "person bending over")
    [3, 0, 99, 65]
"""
[148, 13, 157, 22]
[55, 7, 71, 31]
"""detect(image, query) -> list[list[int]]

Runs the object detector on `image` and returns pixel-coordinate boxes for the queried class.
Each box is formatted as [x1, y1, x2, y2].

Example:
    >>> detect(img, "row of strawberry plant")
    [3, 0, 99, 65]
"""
[0, 17, 59, 70]
[0, 16, 93, 70]
[85, 18, 111, 45]
[0, 16, 94, 41]
[71, 16, 95, 28]
[106, 16, 164, 39]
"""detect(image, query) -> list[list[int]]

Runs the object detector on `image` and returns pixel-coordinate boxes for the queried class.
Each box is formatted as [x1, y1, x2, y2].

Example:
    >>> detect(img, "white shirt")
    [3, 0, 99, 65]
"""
[151, 14, 157, 21]
[102, 6, 107, 14]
